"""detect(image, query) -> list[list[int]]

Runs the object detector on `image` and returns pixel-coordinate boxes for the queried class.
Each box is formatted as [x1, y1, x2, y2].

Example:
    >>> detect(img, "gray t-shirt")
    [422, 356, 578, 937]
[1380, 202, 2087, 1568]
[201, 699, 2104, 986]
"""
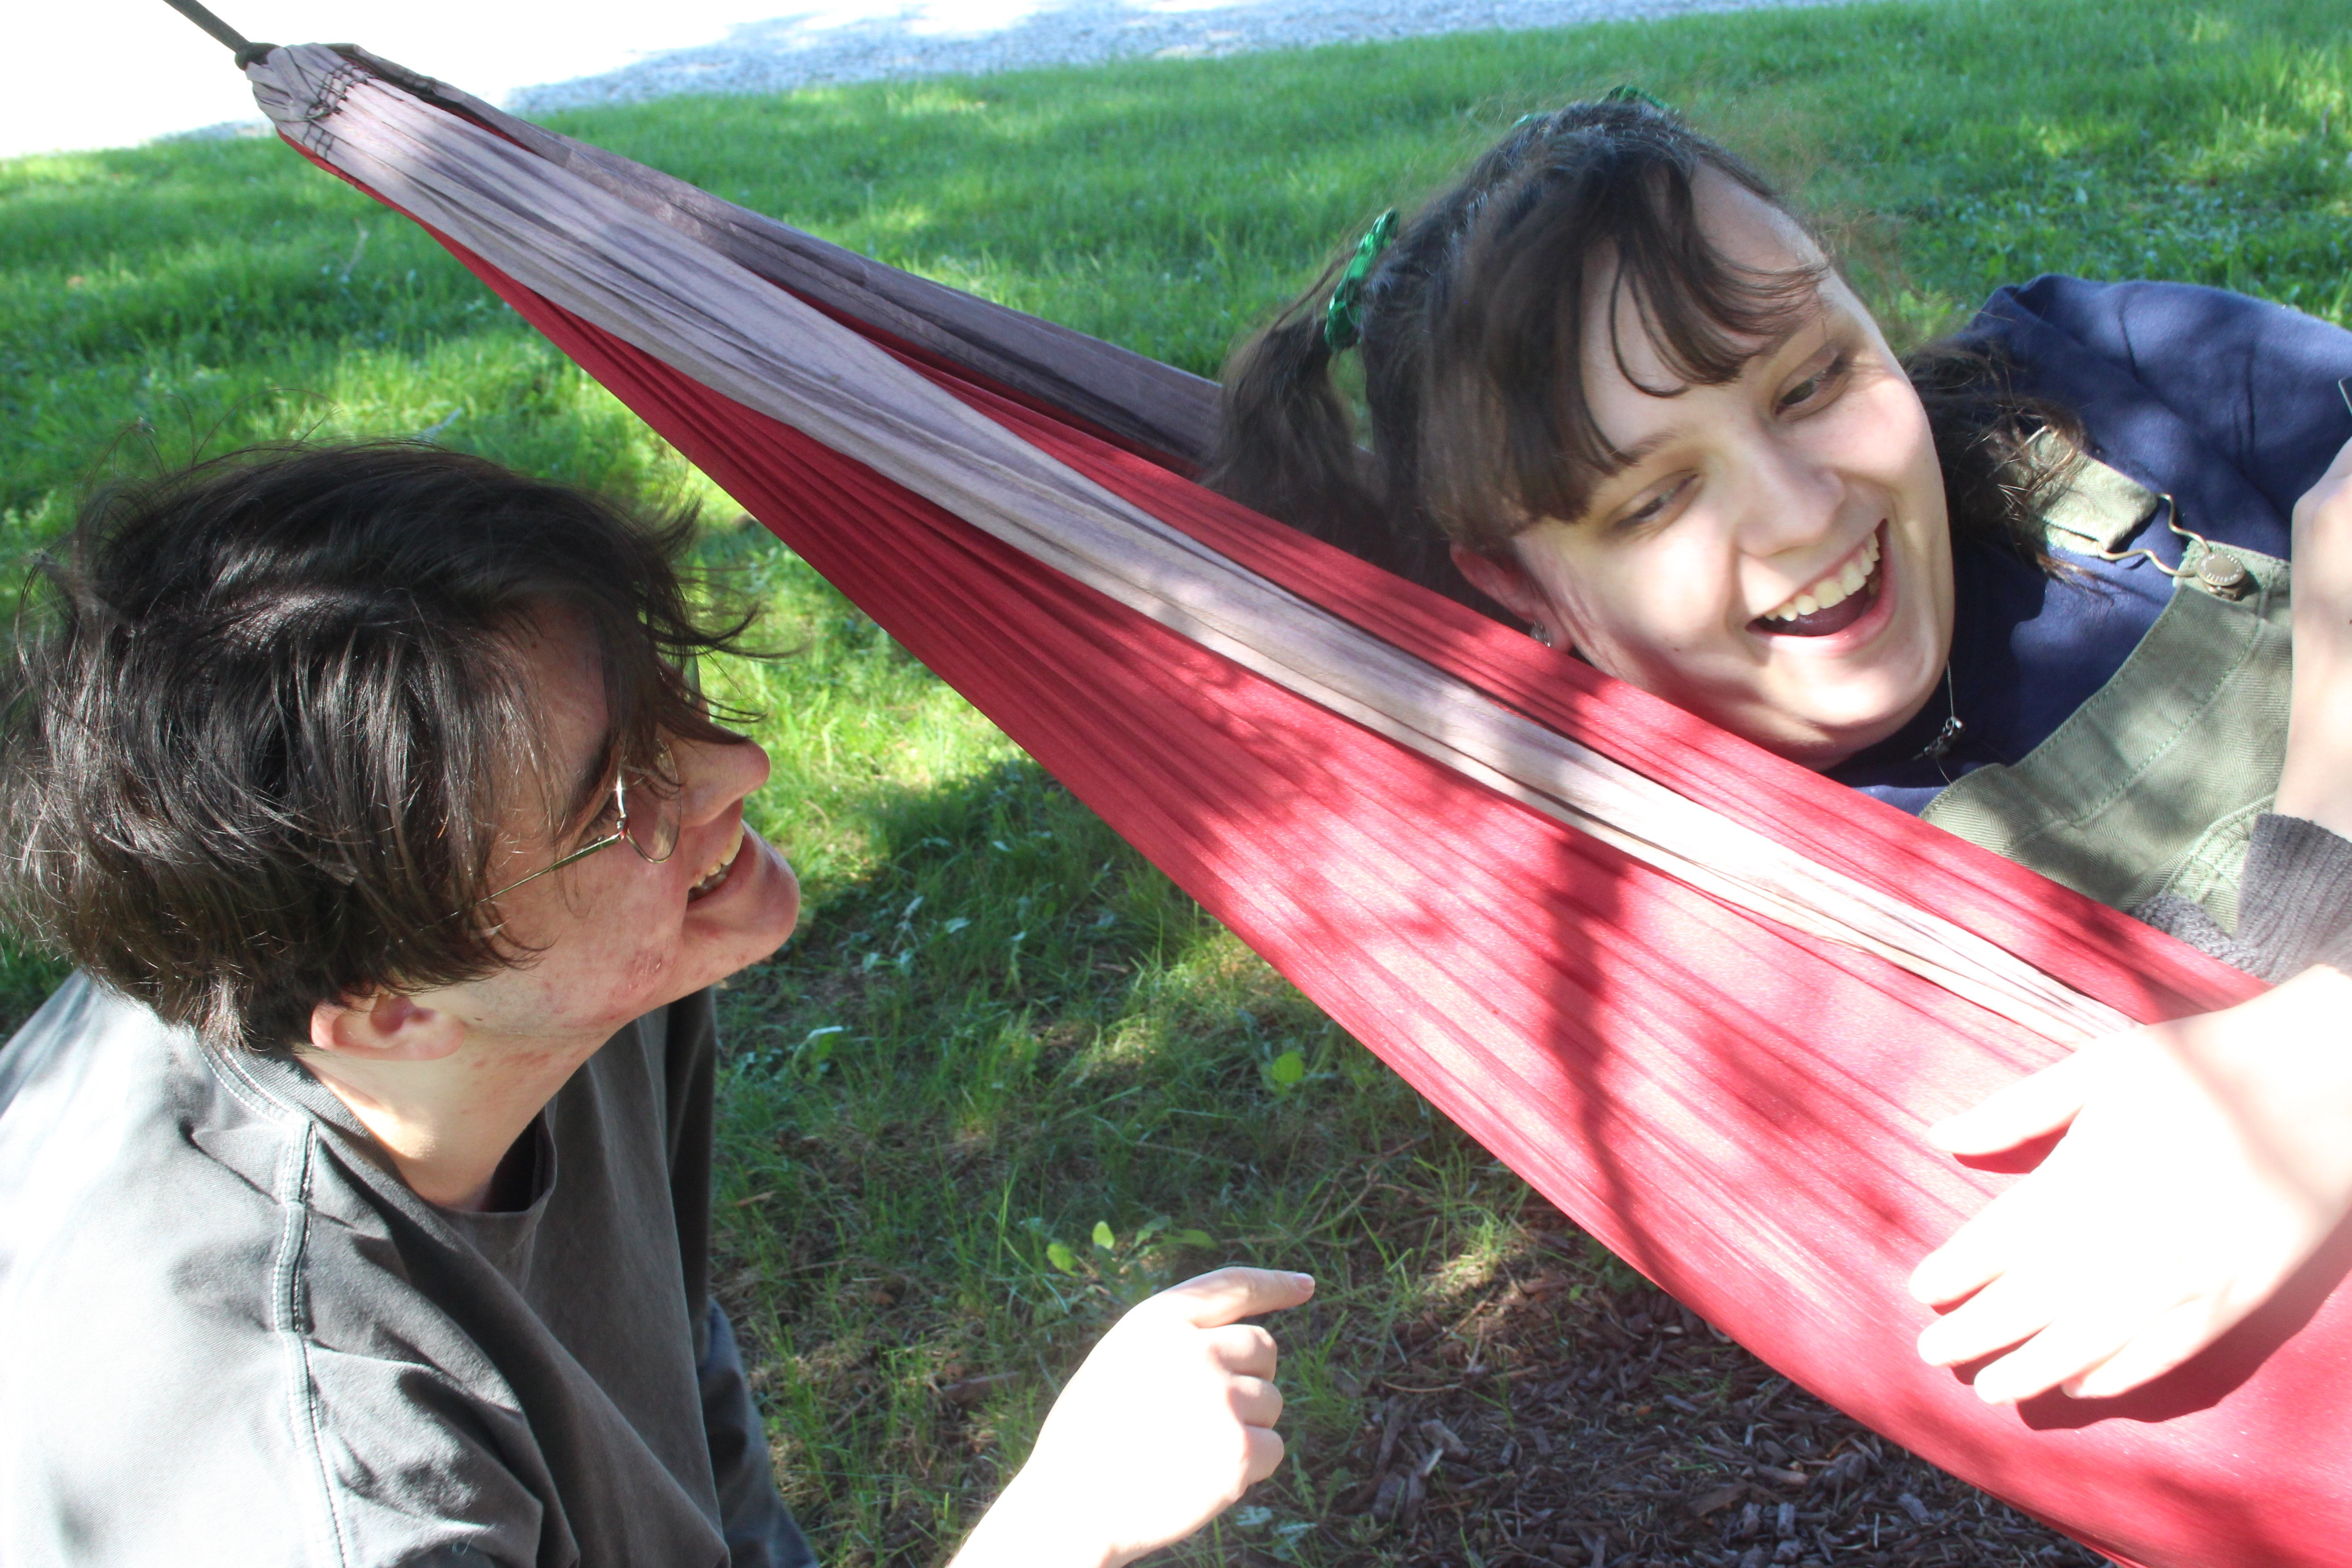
[0, 975, 814, 1568]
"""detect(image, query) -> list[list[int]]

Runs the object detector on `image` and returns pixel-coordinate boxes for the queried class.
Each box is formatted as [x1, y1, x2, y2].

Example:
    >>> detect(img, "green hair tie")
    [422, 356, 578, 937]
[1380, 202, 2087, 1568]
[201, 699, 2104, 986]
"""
[1604, 83, 1673, 114]
[1322, 209, 1399, 354]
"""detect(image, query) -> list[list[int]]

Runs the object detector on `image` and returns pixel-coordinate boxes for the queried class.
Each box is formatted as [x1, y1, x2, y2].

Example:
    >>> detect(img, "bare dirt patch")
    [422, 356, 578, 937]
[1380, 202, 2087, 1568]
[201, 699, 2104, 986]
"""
[1295, 1225, 2110, 1568]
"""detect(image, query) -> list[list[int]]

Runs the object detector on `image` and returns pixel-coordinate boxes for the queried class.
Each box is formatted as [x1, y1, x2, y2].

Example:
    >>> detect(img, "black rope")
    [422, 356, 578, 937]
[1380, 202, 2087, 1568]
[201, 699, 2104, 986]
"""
[158, 0, 275, 68]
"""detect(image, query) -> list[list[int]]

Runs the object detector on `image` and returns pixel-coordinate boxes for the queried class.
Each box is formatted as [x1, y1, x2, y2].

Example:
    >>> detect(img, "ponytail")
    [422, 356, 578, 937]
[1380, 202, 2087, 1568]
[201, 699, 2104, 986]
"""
[1200, 271, 1392, 570]
[1204, 236, 1502, 610]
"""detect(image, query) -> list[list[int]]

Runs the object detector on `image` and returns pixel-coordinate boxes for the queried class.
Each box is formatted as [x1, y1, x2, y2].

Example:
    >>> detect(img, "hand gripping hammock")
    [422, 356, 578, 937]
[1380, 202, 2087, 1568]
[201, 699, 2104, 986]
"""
[194, 31, 2346, 1567]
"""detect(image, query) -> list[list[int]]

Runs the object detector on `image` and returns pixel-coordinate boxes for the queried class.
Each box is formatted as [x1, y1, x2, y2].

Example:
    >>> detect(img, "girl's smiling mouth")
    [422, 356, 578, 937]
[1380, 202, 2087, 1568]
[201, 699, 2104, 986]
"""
[1751, 525, 1885, 638]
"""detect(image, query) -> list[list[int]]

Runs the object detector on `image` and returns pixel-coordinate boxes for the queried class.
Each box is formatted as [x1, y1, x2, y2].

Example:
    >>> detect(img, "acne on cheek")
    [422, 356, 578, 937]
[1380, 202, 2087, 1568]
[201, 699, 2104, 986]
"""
[619, 943, 673, 997]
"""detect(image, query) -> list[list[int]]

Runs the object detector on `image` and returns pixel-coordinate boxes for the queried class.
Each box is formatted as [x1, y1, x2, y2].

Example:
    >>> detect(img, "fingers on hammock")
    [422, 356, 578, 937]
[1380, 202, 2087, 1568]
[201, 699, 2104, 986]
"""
[2064, 1296, 2242, 1400]
[1915, 1264, 2067, 1369]
[1968, 1295, 2211, 1406]
[1909, 1174, 2050, 1306]
[1927, 1043, 2111, 1156]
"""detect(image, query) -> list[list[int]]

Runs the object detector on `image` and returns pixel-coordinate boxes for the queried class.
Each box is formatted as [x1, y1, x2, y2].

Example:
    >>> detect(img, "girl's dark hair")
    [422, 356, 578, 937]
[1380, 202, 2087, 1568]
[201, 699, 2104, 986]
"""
[1205, 98, 2073, 607]
[1907, 338, 2082, 577]
[0, 442, 759, 1054]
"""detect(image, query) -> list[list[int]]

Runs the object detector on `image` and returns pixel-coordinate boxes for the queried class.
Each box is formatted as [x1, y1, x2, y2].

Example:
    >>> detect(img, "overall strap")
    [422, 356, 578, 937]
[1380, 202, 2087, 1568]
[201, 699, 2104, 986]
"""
[1923, 454, 2291, 931]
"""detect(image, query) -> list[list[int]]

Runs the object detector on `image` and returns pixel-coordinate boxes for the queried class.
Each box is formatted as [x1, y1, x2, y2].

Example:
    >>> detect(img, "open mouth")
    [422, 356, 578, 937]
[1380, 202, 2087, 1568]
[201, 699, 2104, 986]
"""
[686, 825, 748, 903]
[1751, 528, 1884, 638]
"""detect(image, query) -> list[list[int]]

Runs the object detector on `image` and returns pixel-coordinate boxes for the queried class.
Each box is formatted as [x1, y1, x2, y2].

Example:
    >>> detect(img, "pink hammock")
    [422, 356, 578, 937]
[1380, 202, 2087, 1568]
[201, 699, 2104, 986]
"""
[229, 42, 2352, 1568]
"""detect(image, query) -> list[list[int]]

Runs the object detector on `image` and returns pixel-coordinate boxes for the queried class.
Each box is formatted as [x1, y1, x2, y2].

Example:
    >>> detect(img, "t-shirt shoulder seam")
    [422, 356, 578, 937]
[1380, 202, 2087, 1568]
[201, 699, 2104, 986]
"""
[270, 1112, 358, 1565]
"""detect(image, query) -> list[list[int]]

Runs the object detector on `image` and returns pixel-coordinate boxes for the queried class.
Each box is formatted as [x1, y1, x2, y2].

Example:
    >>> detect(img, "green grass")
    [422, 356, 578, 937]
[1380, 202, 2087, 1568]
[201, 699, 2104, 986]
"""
[3, 0, 2349, 1562]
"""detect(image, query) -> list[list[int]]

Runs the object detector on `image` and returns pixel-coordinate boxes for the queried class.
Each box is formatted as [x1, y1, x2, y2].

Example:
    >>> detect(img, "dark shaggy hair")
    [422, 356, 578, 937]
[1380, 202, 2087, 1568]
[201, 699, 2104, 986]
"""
[1204, 98, 2076, 609]
[0, 443, 760, 1055]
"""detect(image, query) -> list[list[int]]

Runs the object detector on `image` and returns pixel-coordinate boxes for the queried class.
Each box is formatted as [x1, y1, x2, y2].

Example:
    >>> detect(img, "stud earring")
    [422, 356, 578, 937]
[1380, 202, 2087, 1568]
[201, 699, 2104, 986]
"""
[1530, 622, 1556, 648]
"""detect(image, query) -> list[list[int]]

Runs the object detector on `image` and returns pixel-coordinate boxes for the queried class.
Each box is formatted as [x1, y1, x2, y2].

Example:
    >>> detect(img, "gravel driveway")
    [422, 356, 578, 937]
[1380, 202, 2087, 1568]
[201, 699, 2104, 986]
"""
[513, 0, 1863, 113]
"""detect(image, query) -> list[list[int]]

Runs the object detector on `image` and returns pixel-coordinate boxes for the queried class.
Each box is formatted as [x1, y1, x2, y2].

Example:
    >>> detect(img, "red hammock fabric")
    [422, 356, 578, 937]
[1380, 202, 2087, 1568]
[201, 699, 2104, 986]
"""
[311, 145, 2351, 1568]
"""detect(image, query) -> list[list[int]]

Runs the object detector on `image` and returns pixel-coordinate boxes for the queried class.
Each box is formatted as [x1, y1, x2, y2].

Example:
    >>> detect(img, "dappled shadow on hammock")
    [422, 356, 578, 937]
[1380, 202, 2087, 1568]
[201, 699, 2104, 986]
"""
[1327, 600, 2352, 1568]
[356, 94, 2352, 1553]
[804, 304, 2352, 1524]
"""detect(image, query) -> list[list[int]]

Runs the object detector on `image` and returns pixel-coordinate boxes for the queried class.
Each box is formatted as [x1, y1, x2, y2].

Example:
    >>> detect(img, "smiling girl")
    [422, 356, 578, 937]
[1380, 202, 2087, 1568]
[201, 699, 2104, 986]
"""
[1207, 98, 2352, 1409]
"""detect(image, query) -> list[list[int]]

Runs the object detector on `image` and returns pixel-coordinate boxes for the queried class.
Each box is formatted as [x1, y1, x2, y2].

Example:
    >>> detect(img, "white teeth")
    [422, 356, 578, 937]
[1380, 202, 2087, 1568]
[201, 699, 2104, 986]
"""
[1764, 533, 1881, 622]
[688, 828, 745, 897]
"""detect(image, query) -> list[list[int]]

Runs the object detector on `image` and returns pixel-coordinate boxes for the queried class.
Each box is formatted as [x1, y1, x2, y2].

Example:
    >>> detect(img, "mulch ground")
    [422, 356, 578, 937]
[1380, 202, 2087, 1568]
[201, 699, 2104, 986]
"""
[1288, 1226, 2112, 1568]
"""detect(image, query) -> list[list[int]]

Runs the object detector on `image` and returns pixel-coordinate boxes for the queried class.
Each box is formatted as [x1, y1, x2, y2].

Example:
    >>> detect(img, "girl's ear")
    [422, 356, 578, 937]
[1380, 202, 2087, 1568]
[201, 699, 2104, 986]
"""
[1449, 543, 1563, 644]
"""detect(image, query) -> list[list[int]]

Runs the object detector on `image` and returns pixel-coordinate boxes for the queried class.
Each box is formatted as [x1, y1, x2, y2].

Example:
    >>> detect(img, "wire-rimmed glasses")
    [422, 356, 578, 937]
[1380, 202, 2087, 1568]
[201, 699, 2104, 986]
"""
[482, 744, 683, 903]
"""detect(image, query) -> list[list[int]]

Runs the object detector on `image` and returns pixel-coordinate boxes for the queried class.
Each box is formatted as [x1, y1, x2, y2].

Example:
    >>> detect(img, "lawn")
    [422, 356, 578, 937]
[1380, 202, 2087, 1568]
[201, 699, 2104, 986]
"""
[3, 0, 2347, 1563]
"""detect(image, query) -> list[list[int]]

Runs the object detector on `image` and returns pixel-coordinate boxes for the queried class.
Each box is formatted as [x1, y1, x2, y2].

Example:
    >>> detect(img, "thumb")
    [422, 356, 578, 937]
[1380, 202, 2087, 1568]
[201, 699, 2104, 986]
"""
[1144, 1266, 1317, 1328]
[1927, 1044, 2107, 1156]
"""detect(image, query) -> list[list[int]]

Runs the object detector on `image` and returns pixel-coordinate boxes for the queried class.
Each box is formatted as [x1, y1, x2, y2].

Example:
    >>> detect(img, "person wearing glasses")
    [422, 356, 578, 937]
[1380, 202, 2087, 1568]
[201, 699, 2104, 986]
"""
[0, 444, 1309, 1568]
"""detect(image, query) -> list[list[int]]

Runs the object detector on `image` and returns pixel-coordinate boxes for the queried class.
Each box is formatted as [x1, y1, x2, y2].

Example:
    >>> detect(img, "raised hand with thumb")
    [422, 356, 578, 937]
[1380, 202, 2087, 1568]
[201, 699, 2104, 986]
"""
[951, 1266, 1316, 1568]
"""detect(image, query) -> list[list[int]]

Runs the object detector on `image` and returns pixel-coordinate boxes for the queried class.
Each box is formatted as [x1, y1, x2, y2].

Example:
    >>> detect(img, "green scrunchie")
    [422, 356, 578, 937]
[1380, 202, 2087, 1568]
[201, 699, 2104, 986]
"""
[1603, 83, 1672, 113]
[1322, 209, 1399, 354]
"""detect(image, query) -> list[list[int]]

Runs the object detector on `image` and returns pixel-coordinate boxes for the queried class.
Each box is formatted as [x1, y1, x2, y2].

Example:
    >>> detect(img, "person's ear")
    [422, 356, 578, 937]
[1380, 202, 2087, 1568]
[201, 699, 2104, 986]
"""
[308, 990, 465, 1063]
[1450, 543, 1563, 646]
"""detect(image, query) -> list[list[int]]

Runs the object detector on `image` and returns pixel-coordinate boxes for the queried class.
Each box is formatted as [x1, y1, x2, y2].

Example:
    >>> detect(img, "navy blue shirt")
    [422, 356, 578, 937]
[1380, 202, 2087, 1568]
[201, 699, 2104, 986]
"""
[1830, 277, 2352, 810]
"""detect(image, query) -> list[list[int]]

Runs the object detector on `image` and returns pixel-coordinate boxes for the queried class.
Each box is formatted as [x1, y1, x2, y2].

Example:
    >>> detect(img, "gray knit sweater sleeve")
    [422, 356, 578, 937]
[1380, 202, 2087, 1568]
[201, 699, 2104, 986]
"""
[2139, 815, 2352, 983]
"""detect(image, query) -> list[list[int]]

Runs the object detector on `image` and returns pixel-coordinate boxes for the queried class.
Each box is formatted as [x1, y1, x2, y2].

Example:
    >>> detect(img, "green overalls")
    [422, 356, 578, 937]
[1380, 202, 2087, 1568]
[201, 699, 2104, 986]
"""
[1919, 451, 2291, 931]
